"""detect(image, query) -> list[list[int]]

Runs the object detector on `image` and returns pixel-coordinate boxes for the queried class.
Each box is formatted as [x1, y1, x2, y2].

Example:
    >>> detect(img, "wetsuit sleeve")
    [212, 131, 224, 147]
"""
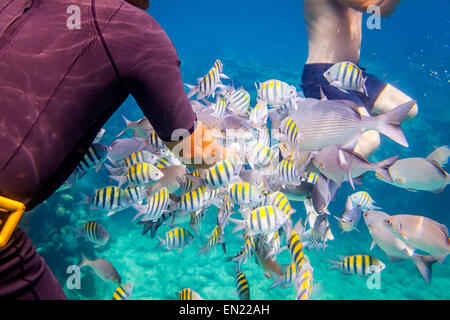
[102, 3, 196, 142]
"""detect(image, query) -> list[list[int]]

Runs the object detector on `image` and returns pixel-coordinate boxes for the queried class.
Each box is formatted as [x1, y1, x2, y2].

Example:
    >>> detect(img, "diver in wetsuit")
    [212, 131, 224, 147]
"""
[301, 0, 418, 157]
[0, 0, 235, 299]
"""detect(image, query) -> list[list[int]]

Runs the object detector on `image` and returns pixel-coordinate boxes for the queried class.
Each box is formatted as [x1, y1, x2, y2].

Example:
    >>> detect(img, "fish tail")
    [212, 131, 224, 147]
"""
[155, 235, 165, 249]
[104, 163, 123, 176]
[185, 83, 198, 99]
[77, 251, 89, 268]
[427, 145, 450, 167]
[327, 259, 341, 271]
[413, 254, 440, 283]
[373, 100, 415, 147]
[137, 220, 158, 237]
[268, 109, 284, 129]
[373, 155, 398, 183]
[77, 193, 91, 206]
[268, 271, 283, 290]
[362, 76, 368, 97]
[230, 218, 246, 234]
[109, 175, 127, 188]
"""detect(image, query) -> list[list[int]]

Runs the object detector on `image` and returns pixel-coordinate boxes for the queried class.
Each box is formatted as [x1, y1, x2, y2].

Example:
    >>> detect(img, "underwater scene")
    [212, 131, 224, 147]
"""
[21, 0, 449, 300]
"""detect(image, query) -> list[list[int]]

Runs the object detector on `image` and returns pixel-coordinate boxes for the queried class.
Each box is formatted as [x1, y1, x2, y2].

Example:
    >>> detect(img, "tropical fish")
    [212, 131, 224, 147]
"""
[132, 187, 170, 222]
[328, 255, 385, 276]
[333, 196, 362, 233]
[106, 150, 159, 175]
[349, 191, 380, 211]
[79, 186, 131, 216]
[288, 98, 414, 150]
[79, 221, 109, 247]
[383, 214, 450, 263]
[156, 227, 195, 253]
[227, 181, 265, 207]
[201, 158, 242, 188]
[190, 209, 206, 236]
[234, 267, 250, 300]
[363, 210, 439, 283]
[112, 282, 133, 300]
[265, 191, 296, 217]
[323, 61, 368, 96]
[274, 159, 302, 186]
[295, 262, 314, 300]
[249, 100, 268, 128]
[375, 157, 449, 193]
[255, 79, 297, 106]
[217, 195, 233, 230]
[176, 288, 204, 300]
[285, 218, 307, 272]
[268, 262, 297, 290]
[123, 186, 146, 205]
[146, 165, 188, 196]
[224, 87, 251, 118]
[313, 144, 398, 190]
[174, 185, 210, 214]
[231, 205, 288, 237]
[116, 116, 153, 138]
[310, 173, 339, 215]
[108, 137, 148, 162]
[245, 140, 276, 171]
[74, 143, 111, 179]
[109, 162, 164, 188]
[78, 252, 121, 285]
[273, 117, 301, 155]
[186, 65, 223, 100]
[198, 224, 226, 255]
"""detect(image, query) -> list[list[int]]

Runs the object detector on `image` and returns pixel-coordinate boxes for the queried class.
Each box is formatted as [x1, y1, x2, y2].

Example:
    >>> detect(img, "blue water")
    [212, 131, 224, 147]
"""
[21, 0, 449, 300]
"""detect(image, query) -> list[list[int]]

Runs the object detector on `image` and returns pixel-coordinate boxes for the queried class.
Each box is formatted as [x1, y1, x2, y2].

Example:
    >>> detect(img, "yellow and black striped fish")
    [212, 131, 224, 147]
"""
[177, 185, 209, 212]
[324, 61, 368, 96]
[227, 181, 265, 206]
[156, 227, 194, 252]
[75, 143, 110, 179]
[198, 224, 225, 255]
[81, 221, 109, 247]
[295, 264, 313, 300]
[123, 186, 146, 204]
[81, 186, 130, 216]
[234, 268, 250, 300]
[112, 282, 133, 300]
[231, 205, 287, 236]
[328, 255, 386, 276]
[256, 79, 297, 106]
[276, 159, 301, 185]
[123, 151, 158, 169]
[203, 158, 242, 188]
[278, 117, 301, 152]
[176, 288, 204, 300]
[269, 262, 297, 290]
[113, 162, 164, 187]
[225, 88, 251, 117]
[148, 130, 165, 148]
[133, 187, 170, 222]
[287, 230, 306, 272]
[265, 191, 296, 217]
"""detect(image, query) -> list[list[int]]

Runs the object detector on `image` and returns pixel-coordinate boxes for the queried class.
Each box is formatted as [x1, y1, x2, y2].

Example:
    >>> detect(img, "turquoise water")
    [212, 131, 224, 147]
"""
[21, 0, 449, 300]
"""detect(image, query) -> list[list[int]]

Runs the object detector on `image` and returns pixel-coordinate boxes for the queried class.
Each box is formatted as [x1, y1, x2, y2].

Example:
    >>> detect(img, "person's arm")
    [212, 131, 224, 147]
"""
[103, 4, 235, 169]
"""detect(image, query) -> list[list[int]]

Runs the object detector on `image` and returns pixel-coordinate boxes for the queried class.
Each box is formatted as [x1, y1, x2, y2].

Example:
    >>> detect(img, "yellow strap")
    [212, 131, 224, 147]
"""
[0, 196, 25, 248]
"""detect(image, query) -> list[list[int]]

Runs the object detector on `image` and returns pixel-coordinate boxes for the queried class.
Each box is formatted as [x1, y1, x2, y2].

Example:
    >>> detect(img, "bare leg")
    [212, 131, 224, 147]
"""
[371, 84, 418, 119]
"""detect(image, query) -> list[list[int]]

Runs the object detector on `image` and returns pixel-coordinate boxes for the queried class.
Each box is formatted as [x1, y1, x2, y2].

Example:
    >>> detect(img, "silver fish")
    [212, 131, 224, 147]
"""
[313, 145, 398, 190]
[375, 157, 449, 193]
[78, 253, 121, 285]
[116, 116, 153, 138]
[311, 173, 339, 215]
[363, 210, 439, 283]
[383, 214, 450, 263]
[108, 137, 148, 162]
[333, 196, 362, 232]
[287, 98, 415, 150]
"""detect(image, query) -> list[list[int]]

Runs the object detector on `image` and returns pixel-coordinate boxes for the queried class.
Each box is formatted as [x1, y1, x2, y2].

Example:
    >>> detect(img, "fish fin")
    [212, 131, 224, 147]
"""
[362, 77, 368, 97]
[370, 240, 377, 250]
[108, 175, 127, 188]
[77, 251, 89, 268]
[426, 145, 450, 167]
[347, 171, 355, 190]
[230, 218, 246, 234]
[184, 83, 198, 99]
[373, 155, 398, 183]
[106, 211, 116, 217]
[341, 136, 360, 152]
[319, 86, 327, 100]
[413, 254, 440, 283]
[116, 115, 133, 138]
[327, 259, 341, 271]
[77, 193, 91, 206]
[338, 149, 347, 168]
[374, 100, 416, 148]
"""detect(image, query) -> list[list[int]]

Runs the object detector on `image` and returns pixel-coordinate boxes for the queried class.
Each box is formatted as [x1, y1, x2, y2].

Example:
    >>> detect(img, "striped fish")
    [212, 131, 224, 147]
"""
[323, 61, 368, 96]
[176, 185, 210, 212]
[198, 224, 226, 255]
[224, 228, 256, 267]
[213, 59, 230, 79]
[176, 288, 204, 300]
[265, 191, 296, 217]
[217, 195, 232, 229]
[186, 66, 222, 100]
[110, 162, 164, 188]
[156, 227, 195, 252]
[275, 159, 301, 185]
[276, 117, 301, 154]
[154, 154, 182, 169]
[81, 221, 109, 247]
[261, 230, 281, 260]
[75, 143, 111, 179]
[123, 151, 158, 169]
[80, 186, 130, 216]
[256, 126, 271, 148]
[295, 263, 313, 300]
[225, 88, 251, 117]
[301, 172, 319, 185]
[227, 181, 265, 207]
[190, 209, 206, 236]
[286, 229, 306, 272]
[148, 130, 165, 148]
[137, 211, 175, 239]
[213, 96, 229, 118]
[256, 79, 297, 106]
[350, 191, 380, 211]
[132, 187, 170, 222]
[231, 205, 288, 236]
[246, 140, 275, 170]
[249, 100, 268, 128]
[268, 262, 297, 290]
[234, 268, 250, 300]
[112, 282, 133, 300]
[328, 255, 386, 276]
[123, 186, 146, 205]
[202, 158, 242, 188]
